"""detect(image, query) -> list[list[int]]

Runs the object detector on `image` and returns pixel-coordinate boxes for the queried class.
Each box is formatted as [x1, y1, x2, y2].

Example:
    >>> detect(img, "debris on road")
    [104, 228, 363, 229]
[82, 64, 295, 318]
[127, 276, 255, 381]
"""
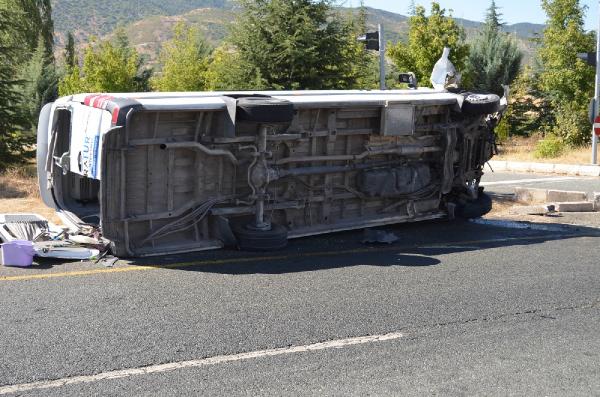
[0, 240, 35, 267]
[362, 229, 399, 244]
[509, 204, 555, 216]
[0, 213, 111, 265]
[0, 214, 51, 242]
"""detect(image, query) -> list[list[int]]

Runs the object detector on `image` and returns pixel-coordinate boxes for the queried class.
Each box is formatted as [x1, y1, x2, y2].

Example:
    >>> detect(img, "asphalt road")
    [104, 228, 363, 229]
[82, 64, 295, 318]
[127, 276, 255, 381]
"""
[1, 219, 599, 396]
[481, 171, 600, 196]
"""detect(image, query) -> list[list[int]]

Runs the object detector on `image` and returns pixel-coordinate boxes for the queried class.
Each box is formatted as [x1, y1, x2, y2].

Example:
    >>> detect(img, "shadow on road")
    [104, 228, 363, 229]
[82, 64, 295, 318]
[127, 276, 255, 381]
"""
[118, 218, 600, 276]
[178, 253, 441, 275]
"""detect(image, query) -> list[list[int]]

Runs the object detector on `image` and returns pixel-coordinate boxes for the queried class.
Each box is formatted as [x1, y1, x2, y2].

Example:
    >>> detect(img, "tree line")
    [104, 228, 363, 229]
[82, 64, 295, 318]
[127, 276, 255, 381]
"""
[0, 0, 595, 169]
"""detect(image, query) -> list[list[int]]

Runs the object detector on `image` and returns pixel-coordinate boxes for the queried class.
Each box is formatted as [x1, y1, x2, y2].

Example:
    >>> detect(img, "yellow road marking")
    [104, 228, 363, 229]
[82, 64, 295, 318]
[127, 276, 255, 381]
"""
[0, 234, 568, 282]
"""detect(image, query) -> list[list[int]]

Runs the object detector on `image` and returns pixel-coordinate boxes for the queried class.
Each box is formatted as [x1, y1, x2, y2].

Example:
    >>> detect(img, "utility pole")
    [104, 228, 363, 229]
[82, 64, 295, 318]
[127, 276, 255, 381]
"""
[379, 24, 386, 90]
[593, 1, 600, 165]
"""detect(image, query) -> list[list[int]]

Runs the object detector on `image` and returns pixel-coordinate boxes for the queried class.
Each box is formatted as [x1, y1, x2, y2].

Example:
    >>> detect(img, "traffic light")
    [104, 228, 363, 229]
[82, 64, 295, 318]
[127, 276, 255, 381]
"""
[577, 52, 597, 67]
[358, 31, 379, 51]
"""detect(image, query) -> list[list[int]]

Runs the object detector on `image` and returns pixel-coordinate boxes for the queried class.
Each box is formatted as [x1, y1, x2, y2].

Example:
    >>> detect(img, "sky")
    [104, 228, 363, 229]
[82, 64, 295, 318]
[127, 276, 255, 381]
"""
[347, 0, 599, 30]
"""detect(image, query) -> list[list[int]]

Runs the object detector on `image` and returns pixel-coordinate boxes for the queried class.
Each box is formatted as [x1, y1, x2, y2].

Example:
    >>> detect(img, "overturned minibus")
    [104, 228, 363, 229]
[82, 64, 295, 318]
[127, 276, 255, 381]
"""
[37, 88, 504, 256]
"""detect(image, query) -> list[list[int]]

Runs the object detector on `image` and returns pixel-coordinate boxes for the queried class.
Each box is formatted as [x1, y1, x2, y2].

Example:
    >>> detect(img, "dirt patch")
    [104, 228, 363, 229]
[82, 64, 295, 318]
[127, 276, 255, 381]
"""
[488, 195, 600, 228]
[0, 166, 62, 225]
[0, 166, 40, 199]
[496, 136, 597, 165]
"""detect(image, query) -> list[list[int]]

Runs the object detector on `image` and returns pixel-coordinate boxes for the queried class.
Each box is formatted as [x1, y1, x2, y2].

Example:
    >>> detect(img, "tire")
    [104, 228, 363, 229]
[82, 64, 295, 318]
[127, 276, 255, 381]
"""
[456, 192, 493, 219]
[461, 92, 500, 116]
[236, 97, 295, 124]
[233, 223, 289, 251]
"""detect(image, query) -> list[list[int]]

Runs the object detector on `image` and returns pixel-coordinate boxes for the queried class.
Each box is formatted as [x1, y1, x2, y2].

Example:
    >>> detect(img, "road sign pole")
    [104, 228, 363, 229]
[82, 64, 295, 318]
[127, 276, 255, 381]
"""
[379, 24, 386, 90]
[592, 1, 600, 165]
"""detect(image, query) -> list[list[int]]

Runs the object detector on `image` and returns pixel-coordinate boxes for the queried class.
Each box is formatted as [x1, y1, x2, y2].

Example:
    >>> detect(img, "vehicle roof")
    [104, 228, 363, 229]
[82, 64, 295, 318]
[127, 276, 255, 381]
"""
[59, 89, 461, 111]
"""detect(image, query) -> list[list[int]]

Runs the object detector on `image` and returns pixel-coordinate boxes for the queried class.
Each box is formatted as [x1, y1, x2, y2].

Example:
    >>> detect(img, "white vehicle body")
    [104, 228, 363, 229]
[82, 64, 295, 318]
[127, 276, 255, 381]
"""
[37, 89, 501, 256]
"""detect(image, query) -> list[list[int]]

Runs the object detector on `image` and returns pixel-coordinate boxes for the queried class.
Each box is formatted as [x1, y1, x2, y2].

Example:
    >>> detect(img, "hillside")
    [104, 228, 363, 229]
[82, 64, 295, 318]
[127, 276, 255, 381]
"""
[51, 2, 544, 65]
[51, 0, 231, 42]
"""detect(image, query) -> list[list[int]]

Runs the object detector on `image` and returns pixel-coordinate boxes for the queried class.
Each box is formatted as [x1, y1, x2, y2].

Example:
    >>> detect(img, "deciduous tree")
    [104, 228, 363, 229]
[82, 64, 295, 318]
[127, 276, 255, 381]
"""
[538, 0, 595, 145]
[387, 2, 469, 87]
[152, 22, 211, 92]
[59, 31, 150, 95]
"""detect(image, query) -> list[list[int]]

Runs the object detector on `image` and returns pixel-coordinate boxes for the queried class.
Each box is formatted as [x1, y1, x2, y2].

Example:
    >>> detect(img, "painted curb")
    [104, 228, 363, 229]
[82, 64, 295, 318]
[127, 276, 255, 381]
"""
[486, 160, 600, 176]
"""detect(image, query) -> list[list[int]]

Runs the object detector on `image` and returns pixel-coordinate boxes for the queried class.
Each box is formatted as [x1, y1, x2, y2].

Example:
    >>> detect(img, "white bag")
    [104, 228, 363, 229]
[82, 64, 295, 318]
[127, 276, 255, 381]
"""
[430, 47, 460, 90]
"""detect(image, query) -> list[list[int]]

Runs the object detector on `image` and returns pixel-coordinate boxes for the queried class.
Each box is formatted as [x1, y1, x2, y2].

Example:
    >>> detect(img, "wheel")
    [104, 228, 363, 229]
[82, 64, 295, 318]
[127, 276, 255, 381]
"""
[456, 192, 493, 219]
[461, 92, 500, 116]
[236, 97, 295, 123]
[233, 223, 289, 251]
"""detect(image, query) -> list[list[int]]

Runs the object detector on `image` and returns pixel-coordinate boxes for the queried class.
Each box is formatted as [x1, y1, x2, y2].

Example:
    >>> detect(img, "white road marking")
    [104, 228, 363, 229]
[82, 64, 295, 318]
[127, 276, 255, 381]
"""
[480, 176, 584, 186]
[0, 332, 404, 395]
[470, 218, 573, 232]
[471, 218, 600, 232]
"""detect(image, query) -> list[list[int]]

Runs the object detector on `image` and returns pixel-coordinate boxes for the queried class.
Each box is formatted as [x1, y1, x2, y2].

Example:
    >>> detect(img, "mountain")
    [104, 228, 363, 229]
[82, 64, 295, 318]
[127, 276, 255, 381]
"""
[50, 2, 544, 65]
[51, 0, 231, 42]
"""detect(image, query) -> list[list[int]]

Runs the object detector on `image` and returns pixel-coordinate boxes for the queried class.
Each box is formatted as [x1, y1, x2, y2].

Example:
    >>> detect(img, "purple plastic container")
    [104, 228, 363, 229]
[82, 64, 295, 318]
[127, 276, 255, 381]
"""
[0, 240, 35, 267]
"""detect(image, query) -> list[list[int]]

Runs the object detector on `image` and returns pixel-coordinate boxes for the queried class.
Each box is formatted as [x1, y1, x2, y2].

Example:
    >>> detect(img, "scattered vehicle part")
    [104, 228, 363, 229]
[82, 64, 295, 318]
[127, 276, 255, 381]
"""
[99, 256, 119, 267]
[0, 240, 35, 267]
[362, 229, 399, 244]
[0, 213, 108, 261]
[0, 214, 49, 242]
[37, 83, 504, 256]
[34, 241, 100, 260]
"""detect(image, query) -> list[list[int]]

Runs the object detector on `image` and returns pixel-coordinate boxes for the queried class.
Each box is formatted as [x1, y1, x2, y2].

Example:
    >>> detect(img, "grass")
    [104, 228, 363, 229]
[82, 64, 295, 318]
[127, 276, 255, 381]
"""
[496, 136, 598, 165]
[0, 165, 62, 224]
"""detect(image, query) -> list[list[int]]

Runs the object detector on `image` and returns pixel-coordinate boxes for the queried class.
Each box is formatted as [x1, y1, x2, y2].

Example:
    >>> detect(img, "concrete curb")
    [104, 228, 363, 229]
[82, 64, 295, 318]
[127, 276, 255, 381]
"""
[510, 187, 600, 212]
[487, 160, 600, 176]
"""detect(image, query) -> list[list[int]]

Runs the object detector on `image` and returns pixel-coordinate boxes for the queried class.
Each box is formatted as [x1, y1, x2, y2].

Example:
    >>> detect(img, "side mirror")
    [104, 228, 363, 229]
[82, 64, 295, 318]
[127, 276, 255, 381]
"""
[398, 73, 418, 89]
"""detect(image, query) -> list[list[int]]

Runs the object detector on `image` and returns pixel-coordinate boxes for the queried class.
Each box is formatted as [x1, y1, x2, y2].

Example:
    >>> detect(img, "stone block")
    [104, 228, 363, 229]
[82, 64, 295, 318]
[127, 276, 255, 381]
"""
[515, 187, 548, 203]
[554, 202, 595, 212]
[593, 192, 600, 211]
[547, 190, 587, 203]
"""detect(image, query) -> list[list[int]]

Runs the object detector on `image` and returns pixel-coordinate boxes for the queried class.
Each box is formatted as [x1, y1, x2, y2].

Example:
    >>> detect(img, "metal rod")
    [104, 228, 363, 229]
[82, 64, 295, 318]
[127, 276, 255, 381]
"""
[593, 2, 600, 165]
[275, 146, 443, 165]
[162, 142, 239, 165]
[379, 24, 386, 90]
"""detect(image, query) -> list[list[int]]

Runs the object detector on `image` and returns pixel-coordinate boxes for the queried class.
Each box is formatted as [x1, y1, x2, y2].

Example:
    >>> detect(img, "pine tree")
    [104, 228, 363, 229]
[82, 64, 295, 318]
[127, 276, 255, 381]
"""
[0, 6, 34, 168]
[15, 0, 54, 57]
[151, 22, 211, 92]
[466, 0, 522, 95]
[485, 0, 503, 28]
[222, 0, 367, 90]
[387, 2, 469, 86]
[408, 0, 416, 16]
[64, 32, 76, 70]
[21, 38, 58, 125]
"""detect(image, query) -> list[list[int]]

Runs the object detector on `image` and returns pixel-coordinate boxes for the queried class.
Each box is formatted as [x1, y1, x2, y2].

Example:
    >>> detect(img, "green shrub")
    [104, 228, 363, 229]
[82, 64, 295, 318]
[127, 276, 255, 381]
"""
[552, 101, 592, 146]
[534, 136, 564, 159]
[495, 116, 510, 142]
